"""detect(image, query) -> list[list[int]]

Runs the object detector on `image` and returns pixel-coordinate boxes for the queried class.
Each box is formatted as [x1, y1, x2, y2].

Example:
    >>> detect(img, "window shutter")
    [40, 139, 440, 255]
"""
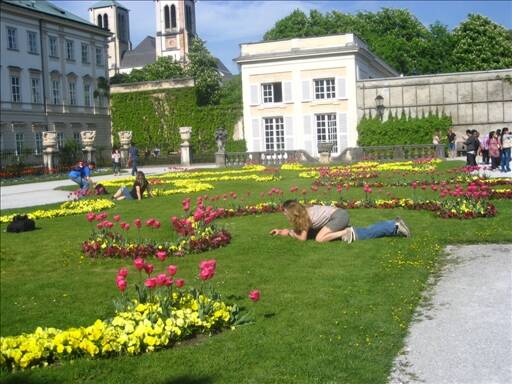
[284, 116, 293, 150]
[302, 80, 311, 101]
[338, 112, 347, 134]
[303, 115, 313, 154]
[336, 77, 346, 99]
[250, 85, 260, 106]
[251, 118, 261, 151]
[283, 82, 293, 103]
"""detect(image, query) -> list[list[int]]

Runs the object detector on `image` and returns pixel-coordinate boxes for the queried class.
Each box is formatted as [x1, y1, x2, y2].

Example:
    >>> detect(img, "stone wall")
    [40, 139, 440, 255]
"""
[357, 69, 512, 139]
[110, 78, 195, 94]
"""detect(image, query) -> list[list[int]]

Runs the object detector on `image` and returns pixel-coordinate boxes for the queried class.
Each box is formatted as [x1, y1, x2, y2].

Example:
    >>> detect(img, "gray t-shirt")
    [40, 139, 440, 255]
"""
[307, 205, 337, 229]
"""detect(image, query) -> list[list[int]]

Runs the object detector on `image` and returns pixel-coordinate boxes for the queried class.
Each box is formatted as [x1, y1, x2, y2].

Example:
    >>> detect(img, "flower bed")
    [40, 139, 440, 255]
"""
[0, 260, 242, 371]
[0, 199, 115, 224]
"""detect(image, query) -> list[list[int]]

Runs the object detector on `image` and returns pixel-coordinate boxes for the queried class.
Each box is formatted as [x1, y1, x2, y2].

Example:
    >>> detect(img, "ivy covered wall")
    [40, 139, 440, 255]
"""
[110, 87, 242, 154]
[357, 112, 453, 146]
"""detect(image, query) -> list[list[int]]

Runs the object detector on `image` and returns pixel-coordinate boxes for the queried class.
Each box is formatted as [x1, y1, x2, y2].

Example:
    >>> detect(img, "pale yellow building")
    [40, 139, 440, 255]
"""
[236, 34, 397, 157]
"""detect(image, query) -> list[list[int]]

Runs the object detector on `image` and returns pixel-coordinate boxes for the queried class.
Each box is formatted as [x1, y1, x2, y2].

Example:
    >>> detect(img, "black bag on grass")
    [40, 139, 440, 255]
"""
[6, 215, 36, 233]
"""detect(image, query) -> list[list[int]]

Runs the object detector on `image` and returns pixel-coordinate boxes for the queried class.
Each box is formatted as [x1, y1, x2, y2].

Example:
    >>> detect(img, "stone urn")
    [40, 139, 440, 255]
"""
[42, 131, 57, 149]
[80, 130, 96, 163]
[42, 131, 58, 172]
[118, 131, 132, 149]
[318, 142, 335, 164]
[179, 126, 192, 146]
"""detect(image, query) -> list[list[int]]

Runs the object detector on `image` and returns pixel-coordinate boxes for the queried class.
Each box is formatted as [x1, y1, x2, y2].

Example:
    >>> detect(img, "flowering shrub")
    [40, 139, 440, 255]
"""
[0, 199, 115, 224]
[0, 260, 241, 371]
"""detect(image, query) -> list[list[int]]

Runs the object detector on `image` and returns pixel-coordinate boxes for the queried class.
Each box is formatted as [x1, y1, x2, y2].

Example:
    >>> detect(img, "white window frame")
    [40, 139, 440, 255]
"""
[27, 31, 38, 54]
[7, 27, 17, 50]
[316, 113, 338, 152]
[65, 39, 74, 60]
[34, 132, 43, 155]
[69, 80, 77, 105]
[31, 77, 41, 104]
[84, 83, 91, 107]
[263, 117, 285, 152]
[81, 43, 89, 64]
[51, 79, 60, 104]
[49, 36, 58, 57]
[10, 74, 21, 103]
[95, 46, 103, 66]
[57, 132, 64, 149]
[15, 133, 24, 156]
[262, 82, 283, 104]
[314, 78, 336, 100]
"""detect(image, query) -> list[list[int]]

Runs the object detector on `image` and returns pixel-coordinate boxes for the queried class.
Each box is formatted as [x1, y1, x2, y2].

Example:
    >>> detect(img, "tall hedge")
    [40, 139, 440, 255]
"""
[357, 111, 452, 146]
[110, 87, 242, 154]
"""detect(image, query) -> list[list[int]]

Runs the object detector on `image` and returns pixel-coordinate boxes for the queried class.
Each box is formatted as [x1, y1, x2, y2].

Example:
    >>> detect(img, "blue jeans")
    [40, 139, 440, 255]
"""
[70, 176, 85, 189]
[354, 220, 397, 240]
[500, 148, 511, 172]
[131, 159, 138, 176]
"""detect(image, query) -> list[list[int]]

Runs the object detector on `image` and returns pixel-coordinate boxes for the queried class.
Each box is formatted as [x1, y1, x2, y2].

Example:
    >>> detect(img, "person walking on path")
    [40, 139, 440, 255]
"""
[112, 148, 121, 176]
[269, 200, 410, 243]
[489, 131, 501, 171]
[447, 129, 456, 159]
[128, 142, 139, 176]
[464, 130, 479, 166]
[500, 127, 511, 173]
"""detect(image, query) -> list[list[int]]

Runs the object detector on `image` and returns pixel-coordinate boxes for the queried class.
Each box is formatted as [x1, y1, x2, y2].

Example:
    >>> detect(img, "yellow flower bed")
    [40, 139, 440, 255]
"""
[280, 163, 305, 170]
[151, 181, 215, 196]
[0, 293, 236, 371]
[0, 199, 115, 224]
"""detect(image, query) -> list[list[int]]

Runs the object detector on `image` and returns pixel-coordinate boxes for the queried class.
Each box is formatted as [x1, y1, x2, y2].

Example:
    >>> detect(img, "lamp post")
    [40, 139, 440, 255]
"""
[375, 95, 385, 120]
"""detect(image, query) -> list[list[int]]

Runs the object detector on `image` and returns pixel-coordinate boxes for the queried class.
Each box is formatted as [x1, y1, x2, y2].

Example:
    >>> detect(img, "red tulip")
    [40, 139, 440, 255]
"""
[167, 265, 178, 276]
[156, 273, 167, 286]
[86, 212, 96, 222]
[152, 220, 161, 229]
[144, 277, 157, 289]
[134, 257, 145, 271]
[118, 267, 128, 277]
[248, 290, 260, 302]
[116, 278, 127, 292]
[113, 215, 121, 222]
[143, 263, 154, 275]
[134, 218, 142, 228]
[155, 250, 167, 261]
[175, 278, 185, 288]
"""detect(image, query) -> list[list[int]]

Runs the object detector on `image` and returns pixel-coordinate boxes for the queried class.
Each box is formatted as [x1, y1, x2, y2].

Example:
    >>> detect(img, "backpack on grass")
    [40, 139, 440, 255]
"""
[6, 215, 36, 233]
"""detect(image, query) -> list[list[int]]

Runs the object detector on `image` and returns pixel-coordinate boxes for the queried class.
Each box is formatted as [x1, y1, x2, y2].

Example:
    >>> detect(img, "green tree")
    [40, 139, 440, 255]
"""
[142, 57, 184, 81]
[186, 38, 222, 105]
[263, 9, 310, 40]
[218, 75, 242, 106]
[451, 14, 512, 72]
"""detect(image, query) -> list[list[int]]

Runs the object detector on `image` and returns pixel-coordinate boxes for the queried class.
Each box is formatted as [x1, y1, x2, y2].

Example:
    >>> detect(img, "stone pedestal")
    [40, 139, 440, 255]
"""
[42, 132, 58, 173]
[179, 127, 192, 166]
[81, 130, 96, 163]
[118, 131, 132, 167]
[319, 152, 331, 164]
[215, 152, 226, 167]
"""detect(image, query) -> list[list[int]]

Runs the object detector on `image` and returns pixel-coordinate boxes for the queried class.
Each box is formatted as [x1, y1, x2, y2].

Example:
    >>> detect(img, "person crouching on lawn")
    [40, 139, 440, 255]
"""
[269, 200, 410, 243]
[112, 171, 151, 201]
[68, 161, 95, 194]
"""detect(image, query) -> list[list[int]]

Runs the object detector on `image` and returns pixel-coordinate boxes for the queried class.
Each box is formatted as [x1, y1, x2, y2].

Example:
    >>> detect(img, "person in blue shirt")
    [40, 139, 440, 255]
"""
[80, 161, 95, 192]
[68, 161, 95, 192]
[128, 142, 138, 176]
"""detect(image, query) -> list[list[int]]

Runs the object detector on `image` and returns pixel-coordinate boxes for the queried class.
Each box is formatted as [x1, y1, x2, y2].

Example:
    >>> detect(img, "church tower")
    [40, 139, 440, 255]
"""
[154, 0, 197, 62]
[89, 0, 131, 76]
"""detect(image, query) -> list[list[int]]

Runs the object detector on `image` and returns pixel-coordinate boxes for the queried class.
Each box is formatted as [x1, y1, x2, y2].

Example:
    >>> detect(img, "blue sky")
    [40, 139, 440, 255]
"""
[56, 0, 512, 74]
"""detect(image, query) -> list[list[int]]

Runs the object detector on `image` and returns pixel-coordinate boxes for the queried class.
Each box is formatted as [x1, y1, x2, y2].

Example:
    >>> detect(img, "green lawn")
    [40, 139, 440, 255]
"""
[1, 161, 511, 383]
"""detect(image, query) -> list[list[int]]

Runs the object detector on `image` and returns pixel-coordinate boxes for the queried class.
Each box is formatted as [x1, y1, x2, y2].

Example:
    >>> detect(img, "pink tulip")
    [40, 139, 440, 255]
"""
[122, 223, 130, 231]
[144, 277, 157, 289]
[134, 218, 142, 228]
[86, 212, 96, 222]
[411, 182, 418, 189]
[152, 220, 161, 229]
[175, 278, 185, 288]
[290, 186, 298, 193]
[182, 198, 191, 211]
[116, 278, 127, 292]
[167, 265, 178, 276]
[156, 273, 167, 286]
[200, 259, 216, 270]
[118, 267, 128, 277]
[113, 215, 121, 222]
[144, 263, 154, 275]
[134, 257, 145, 271]
[146, 218, 155, 227]
[156, 250, 167, 261]
[96, 223, 103, 230]
[163, 277, 173, 287]
[248, 290, 260, 302]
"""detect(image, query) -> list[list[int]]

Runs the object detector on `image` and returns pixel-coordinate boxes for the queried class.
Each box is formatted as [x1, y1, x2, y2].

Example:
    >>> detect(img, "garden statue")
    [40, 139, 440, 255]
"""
[118, 131, 133, 167]
[80, 130, 96, 163]
[215, 127, 228, 153]
[179, 127, 192, 166]
[42, 131, 58, 172]
[318, 142, 335, 164]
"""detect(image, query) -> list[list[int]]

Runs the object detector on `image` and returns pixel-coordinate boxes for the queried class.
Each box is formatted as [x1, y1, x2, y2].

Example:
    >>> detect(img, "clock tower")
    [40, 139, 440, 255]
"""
[155, 0, 197, 62]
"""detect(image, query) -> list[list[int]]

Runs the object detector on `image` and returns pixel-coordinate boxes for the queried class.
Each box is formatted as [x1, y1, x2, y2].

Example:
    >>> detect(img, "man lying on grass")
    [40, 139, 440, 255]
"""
[270, 200, 410, 244]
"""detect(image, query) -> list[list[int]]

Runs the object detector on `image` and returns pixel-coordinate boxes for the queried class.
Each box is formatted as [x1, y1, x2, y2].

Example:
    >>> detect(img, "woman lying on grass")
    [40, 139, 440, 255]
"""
[269, 200, 410, 243]
[112, 171, 152, 201]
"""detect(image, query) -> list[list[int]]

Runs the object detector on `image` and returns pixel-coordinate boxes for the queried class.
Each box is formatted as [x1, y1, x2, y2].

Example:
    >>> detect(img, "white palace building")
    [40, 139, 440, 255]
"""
[0, 0, 110, 161]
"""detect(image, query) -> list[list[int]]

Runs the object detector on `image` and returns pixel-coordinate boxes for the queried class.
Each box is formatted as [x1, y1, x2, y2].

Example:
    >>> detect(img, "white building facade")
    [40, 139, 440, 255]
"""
[0, 0, 111, 161]
[236, 34, 397, 157]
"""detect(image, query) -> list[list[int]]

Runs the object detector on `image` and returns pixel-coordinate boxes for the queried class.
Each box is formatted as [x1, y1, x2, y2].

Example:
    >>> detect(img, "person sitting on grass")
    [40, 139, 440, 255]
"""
[112, 171, 151, 201]
[269, 200, 410, 243]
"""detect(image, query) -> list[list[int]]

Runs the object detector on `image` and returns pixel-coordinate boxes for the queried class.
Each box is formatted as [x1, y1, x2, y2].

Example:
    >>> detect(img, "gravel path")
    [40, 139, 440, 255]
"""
[389, 244, 512, 384]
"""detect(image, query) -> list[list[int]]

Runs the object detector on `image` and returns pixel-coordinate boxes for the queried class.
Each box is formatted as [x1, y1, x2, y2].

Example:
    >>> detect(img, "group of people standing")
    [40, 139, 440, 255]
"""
[464, 128, 511, 172]
[111, 142, 139, 177]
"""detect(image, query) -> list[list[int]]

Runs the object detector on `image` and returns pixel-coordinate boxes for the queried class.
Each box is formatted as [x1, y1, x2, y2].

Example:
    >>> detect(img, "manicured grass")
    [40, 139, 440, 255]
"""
[1, 161, 511, 383]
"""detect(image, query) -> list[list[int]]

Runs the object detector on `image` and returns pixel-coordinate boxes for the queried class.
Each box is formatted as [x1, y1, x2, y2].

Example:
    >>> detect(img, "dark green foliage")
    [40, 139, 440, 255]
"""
[110, 57, 185, 85]
[186, 38, 222, 105]
[110, 87, 242, 154]
[264, 9, 512, 75]
[225, 139, 247, 152]
[218, 75, 242, 106]
[357, 112, 452, 146]
[58, 139, 81, 166]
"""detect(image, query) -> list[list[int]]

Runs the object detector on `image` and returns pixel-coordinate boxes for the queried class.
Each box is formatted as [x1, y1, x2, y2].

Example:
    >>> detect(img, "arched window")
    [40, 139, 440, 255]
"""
[97, 14, 103, 28]
[170, 5, 177, 28]
[103, 14, 109, 31]
[164, 5, 170, 29]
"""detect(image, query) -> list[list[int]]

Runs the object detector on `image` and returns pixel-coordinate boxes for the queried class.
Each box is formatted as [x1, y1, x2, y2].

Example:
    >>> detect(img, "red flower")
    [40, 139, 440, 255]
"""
[116, 278, 127, 292]
[113, 215, 121, 222]
[167, 265, 178, 276]
[86, 212, 96, 222]
[134, 257, 145, 271]
[143, 263, 154, 275]
[144, 277, 157, 289]
[134, 218, 142, 228]
[175, 278, 185, 288]
[118, 267, 128, 277]
[155, 250, 167, 261]
[248, 290, 260, 302]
